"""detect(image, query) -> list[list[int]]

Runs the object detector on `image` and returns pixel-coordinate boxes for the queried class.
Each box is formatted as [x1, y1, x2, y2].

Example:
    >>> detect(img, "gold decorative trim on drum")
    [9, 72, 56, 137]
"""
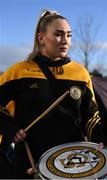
[38, 142, 107, 179]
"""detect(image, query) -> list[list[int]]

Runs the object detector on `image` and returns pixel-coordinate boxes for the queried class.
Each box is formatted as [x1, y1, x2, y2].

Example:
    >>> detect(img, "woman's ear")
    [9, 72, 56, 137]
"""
[37, 32, 45, 45]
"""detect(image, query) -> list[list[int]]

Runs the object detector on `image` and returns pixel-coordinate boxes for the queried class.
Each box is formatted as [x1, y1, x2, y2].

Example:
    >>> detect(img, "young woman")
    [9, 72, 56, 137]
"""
[0, 10, 106, 179]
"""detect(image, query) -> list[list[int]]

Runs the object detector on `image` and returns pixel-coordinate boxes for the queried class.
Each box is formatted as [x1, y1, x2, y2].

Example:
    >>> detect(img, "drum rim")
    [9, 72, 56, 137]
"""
[38, 141, 107, 179]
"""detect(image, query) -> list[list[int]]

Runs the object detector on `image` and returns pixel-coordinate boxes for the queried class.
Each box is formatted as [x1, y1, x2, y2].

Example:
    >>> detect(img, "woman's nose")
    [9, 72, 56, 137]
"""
[62, 35, 67, 44]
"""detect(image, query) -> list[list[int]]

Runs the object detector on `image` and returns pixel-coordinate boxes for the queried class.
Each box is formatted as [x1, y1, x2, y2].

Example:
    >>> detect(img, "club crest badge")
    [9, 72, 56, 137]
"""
[70, 86, 81, 100]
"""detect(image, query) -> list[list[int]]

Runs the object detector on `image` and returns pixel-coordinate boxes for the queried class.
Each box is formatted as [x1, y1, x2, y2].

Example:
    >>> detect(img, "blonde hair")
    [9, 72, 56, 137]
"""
[27, 10, 68, 61]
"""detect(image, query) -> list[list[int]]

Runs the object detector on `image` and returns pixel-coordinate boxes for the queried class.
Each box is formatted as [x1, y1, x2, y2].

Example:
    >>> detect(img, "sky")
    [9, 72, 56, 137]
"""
[0, 0, 107, 75]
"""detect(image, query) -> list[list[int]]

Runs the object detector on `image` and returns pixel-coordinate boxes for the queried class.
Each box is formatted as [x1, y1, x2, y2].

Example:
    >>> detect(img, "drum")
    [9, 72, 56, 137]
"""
[38, 142, 107, 179]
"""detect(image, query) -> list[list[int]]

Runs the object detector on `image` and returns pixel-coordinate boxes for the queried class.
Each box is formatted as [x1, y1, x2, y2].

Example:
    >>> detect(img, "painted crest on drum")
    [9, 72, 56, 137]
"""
[38, 142, 107, 179]
[70, 86, 81, 100]
[47, 146, 105, 178]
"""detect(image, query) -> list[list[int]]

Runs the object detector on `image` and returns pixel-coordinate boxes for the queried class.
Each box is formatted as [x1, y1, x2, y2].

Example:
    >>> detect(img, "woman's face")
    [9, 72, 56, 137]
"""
[38, 19, 72, 60]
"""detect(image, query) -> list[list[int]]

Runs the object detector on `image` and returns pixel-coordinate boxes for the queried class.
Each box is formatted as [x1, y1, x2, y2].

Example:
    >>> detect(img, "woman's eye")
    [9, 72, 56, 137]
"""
[54, 32, 72, 37]
[67, 34, 72, 37]
[55, 33, 62, 36]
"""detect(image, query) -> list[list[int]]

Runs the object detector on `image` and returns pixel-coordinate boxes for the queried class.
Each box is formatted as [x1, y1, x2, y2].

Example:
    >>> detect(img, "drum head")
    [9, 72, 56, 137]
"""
[38, 142, 107, 179]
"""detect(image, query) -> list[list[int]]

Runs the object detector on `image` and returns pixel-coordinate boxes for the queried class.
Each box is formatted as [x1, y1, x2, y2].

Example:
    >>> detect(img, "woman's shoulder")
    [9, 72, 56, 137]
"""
[7, 60, 28, 70]
[0, 59, 43, 84]
[71, 60, 87, 70]
[0, 60, 28, 84]
[70, 60, 90, 74]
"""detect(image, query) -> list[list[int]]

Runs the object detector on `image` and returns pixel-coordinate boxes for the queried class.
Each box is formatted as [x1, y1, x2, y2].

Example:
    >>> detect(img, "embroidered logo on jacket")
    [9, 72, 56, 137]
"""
[29, 83, 39, 89]
[70, 86, 81, 99]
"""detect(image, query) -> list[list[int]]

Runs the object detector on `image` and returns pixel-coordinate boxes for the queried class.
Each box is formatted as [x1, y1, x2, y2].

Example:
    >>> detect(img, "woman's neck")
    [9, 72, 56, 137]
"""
[40, 53, 65, 61]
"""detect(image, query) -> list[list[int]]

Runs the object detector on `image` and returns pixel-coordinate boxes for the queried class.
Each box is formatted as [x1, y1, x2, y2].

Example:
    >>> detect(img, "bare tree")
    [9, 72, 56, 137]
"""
[92, 51, 107, 76]
[71, 17, 106, 73]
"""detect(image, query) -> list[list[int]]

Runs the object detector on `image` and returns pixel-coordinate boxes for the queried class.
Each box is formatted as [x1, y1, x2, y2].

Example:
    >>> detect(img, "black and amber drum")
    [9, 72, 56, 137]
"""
[38, 142, 107, 179]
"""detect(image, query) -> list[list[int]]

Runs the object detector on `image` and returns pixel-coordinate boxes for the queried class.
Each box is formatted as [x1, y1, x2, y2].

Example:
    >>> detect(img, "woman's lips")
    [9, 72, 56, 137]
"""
[60, 47, 67, 52]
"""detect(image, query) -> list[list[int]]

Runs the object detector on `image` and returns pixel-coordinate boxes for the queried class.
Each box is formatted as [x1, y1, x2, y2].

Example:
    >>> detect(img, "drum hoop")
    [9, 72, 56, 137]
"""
[38, 141, 107, 179]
